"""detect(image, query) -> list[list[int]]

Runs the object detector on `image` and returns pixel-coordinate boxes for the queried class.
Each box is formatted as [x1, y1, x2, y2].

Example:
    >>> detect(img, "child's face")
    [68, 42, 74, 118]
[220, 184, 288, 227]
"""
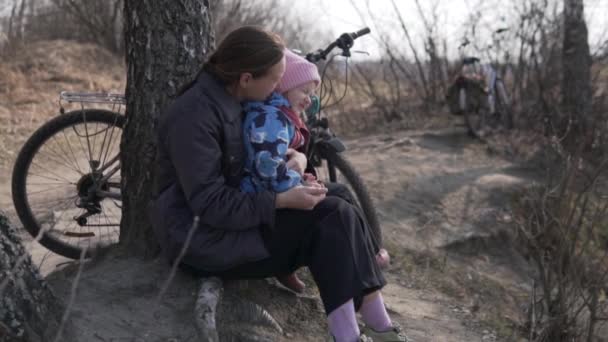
[284, 81, 317, 113]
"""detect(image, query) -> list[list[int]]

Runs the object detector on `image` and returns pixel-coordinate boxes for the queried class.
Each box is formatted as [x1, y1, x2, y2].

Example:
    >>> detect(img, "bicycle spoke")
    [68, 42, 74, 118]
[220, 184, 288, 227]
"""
[29, 160, 75, 184]
[103, 124, 120, 168]
[50, 135, 84, 175]
[106, 180, 121, 188]
[28, 171, 76, 185]
[92, 121, 99, 162]
[97, 122, 109, 165]
[62, 129, 87, 174]
[82, 114, 95, 168]
[26, 172, 75, 184]
[40, 139, 85, 176]
[98, 122, 109, 164]
[26, 183, 72, 196]
[74, 126, 93, 173]
[100, 122, 119, 167]
[103, 202, 121, 223]
[37, 151, 83, 177]
[27, 181, 72, 186]
[76, 135, 91, 170]
[29, 195, 78, 211]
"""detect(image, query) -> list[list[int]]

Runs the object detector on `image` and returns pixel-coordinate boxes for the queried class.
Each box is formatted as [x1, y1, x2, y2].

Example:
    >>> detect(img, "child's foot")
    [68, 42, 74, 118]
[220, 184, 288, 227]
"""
[376, 248, 390, 269]
[276, 273, 305, 293]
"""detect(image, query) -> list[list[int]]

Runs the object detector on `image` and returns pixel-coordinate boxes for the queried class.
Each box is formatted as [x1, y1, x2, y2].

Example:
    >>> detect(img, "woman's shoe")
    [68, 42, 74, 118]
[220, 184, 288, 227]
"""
[327, 333, 374, 341]
[360, 323, 408, 342]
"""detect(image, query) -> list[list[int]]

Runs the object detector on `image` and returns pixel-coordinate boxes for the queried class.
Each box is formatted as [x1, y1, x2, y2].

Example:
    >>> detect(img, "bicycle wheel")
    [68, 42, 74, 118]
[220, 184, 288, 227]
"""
[461, 81, 491, 138]
[495, 79, 514, 130]
[12, 109, 124, 259]
[314, 147, 383, 249]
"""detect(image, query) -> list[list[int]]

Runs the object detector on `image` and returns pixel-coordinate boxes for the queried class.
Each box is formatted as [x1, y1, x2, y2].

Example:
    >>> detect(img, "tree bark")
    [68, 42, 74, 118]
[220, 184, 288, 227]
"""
[0, 212, 75, 342]
[120, 0, 214, 256]
[561, 0, 592, 147]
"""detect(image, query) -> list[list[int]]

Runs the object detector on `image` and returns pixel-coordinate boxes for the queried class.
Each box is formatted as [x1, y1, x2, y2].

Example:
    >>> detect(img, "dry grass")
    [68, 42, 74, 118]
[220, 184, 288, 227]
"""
[0, 40, 125, 180]
[319, 71, 452, 138]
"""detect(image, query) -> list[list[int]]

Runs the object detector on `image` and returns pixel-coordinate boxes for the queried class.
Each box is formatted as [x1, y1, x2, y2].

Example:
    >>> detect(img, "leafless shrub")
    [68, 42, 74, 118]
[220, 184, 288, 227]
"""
[0, 0, 123, 55]
[209, 0, 323, 53]
[515, 147, 608, 341]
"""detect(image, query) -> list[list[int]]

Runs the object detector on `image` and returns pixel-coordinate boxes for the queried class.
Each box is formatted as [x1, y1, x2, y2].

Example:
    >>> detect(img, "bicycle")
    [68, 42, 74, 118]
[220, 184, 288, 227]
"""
[11, 28, 383, 259]
[446, 28, 514, 138]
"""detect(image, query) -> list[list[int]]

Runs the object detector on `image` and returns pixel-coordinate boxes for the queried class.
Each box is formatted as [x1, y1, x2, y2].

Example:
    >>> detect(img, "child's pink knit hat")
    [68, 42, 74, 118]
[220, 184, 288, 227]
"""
[276, 49, 321, 93]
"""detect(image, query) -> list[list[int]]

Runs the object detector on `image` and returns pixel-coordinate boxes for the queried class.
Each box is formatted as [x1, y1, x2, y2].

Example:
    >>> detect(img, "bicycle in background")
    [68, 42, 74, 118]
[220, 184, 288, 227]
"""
[446, 28, 514, 138]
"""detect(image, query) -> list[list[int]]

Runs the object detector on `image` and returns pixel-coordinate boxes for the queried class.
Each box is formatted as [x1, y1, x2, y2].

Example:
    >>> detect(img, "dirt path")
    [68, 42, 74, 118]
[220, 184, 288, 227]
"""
[1, 127, 539, 341]
[345, 128, 538, 341]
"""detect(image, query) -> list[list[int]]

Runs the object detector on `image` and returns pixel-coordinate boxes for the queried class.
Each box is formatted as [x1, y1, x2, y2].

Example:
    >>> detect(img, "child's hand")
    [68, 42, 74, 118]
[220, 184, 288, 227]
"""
[303, 173, 324, 188]
[303, 172, 325, 187]
[303, 173, 316, 182]
[286, 149, 307, 175]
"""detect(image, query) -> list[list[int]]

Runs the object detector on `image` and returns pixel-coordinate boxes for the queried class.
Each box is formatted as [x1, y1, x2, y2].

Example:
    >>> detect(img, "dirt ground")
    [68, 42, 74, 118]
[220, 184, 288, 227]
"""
[1, 127, 541, 341]
[0, 41, 544, 341]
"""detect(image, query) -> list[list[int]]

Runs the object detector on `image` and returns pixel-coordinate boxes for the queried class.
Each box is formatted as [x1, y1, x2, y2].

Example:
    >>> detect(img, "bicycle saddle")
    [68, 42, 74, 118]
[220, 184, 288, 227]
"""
[463, 57, 480, 65]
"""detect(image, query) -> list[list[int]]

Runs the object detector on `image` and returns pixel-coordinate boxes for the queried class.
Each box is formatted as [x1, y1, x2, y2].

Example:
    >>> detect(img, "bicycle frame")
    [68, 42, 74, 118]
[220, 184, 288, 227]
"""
[95, 154, 121, 200]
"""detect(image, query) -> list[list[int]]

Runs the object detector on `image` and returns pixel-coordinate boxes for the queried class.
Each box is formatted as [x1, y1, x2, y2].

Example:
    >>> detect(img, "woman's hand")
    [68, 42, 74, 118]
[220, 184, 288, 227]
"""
[303, 180, 324, 188]
[285, 148, 307, 176]
[275, 185, 327, 210]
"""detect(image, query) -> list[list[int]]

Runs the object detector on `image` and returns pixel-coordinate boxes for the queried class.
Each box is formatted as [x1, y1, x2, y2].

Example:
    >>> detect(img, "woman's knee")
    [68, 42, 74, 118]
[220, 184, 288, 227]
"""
[325, 183, 356, 204]
[313, 197, 361, 243]
[313, 196, 357, 220]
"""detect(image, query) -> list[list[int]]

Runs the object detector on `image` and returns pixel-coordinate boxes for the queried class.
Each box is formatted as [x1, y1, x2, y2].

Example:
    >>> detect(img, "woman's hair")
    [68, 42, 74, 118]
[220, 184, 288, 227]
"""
[177, 26, 285, 96]
[204, 26, 285, 83]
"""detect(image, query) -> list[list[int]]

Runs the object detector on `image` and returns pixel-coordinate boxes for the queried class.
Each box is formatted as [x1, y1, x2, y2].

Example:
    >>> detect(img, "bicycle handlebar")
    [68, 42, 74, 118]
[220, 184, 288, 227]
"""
[353, 27, 371, 39]
[306, 27, 371, 62]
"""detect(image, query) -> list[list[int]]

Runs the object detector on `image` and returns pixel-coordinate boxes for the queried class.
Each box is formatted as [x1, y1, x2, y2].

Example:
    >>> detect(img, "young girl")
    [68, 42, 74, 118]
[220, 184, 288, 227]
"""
[240, 49, 321, 293]
[241, 49, 389, 294]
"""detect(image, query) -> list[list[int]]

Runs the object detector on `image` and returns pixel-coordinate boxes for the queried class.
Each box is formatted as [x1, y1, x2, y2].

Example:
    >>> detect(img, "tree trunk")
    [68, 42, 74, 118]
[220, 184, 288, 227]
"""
[0, 212, 75, 342]
[120, 0, 214, 256]
[561, 0, 592, 147]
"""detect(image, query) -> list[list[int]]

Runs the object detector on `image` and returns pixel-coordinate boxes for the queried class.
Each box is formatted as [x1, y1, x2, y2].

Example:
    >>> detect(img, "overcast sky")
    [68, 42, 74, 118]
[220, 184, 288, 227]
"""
[295, 0, 608, 59]
[1, 0, 606, 58]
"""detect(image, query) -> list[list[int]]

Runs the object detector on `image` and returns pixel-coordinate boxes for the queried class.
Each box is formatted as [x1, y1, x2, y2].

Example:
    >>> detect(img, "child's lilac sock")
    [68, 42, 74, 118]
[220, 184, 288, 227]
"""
[328, 299, 360, 342]
[359, 293, 392, 332]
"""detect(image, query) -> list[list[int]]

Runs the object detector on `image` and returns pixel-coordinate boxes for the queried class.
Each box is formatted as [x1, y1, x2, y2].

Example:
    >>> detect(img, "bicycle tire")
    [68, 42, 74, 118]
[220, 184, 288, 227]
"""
[495, 79, 514, 130]
[462, 81, 490, 138]
[12, 109, 125, 259]
[316, 147, 383, 249]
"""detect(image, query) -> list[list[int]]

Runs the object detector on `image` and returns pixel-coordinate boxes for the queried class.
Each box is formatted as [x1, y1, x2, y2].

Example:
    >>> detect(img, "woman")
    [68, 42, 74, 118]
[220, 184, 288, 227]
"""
[151, 26, 405, 342]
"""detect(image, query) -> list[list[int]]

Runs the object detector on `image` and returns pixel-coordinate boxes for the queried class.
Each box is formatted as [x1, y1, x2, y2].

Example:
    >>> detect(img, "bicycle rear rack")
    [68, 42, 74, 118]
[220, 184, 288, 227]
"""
[60, 91, 126, 105]
[59, 91, 126, 117]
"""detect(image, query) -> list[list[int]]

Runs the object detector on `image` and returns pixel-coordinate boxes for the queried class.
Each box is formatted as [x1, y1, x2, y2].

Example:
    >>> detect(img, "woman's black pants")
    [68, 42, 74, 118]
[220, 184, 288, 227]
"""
[182, 185, 386, 315]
